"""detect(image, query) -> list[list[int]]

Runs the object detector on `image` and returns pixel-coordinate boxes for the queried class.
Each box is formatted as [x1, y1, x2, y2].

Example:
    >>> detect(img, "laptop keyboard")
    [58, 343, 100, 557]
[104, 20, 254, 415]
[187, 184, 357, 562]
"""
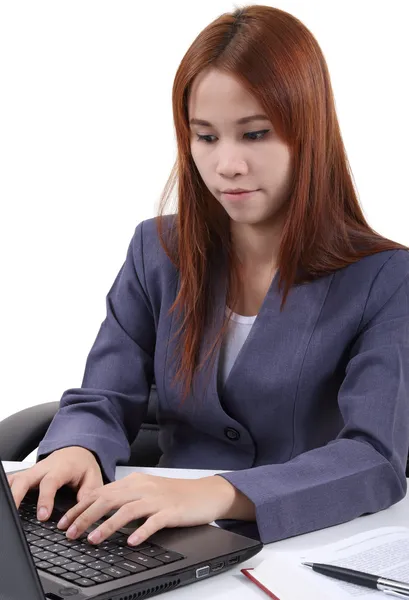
[18, 497, 185, 588]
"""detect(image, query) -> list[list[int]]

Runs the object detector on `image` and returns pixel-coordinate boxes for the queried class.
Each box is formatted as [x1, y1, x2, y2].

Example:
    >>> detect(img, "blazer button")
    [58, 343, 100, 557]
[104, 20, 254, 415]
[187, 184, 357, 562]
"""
[224, 427, 240, 441]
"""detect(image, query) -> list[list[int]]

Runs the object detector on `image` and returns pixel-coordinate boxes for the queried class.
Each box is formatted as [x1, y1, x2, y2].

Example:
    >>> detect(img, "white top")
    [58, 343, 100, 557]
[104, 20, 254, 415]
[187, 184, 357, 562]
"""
[217, 306, 257, 387]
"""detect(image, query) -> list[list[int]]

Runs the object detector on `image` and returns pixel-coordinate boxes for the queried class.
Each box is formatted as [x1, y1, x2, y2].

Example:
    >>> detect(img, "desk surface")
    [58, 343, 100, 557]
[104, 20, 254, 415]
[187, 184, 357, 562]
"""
[3, 461, 409, 599]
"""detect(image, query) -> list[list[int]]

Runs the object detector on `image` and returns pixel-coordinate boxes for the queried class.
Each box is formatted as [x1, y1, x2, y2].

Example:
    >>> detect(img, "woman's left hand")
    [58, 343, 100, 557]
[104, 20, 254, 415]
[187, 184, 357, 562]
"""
[56, 473, 252, 546]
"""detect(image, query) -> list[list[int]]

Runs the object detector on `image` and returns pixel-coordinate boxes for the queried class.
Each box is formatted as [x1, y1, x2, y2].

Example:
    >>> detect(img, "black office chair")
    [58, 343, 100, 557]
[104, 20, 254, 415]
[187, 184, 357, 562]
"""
[0, 384, 162, 468]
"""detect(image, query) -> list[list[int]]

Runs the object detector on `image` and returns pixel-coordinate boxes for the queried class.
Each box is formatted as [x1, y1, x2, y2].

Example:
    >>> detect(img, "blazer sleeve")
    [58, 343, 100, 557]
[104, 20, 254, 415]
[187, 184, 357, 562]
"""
[36, 221, 156, 484]
[216, 261, 409, 544]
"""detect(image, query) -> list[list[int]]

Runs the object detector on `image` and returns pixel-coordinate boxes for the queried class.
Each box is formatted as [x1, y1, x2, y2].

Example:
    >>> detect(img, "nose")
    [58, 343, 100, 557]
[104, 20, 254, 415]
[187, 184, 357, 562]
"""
[215, 146, 249, 178]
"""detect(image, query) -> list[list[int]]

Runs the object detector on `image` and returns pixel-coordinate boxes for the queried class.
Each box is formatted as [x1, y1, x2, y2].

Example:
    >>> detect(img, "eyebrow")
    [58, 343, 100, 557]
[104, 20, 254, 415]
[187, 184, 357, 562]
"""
[189, 114, 270, 127]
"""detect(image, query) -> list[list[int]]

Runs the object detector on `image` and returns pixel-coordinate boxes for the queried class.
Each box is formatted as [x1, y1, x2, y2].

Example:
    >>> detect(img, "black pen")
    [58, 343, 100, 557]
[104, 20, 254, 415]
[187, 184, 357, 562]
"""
[302, 562, 409, 598]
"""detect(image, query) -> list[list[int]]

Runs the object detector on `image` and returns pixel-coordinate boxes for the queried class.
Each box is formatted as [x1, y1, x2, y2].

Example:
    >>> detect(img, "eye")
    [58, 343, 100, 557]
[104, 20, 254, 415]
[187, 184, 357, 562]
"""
[196, 129, 270, 144]
[245, 129, 270, 141]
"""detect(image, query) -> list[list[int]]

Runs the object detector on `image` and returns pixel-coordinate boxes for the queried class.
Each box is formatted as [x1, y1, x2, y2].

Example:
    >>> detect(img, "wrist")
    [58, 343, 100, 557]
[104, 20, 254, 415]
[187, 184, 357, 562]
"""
[211, 475, 256, 521]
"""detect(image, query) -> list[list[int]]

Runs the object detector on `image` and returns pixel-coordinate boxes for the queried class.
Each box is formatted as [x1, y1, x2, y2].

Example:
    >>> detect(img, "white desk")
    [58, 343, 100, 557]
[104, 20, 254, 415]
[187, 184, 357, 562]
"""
[4, 461, 409, 599]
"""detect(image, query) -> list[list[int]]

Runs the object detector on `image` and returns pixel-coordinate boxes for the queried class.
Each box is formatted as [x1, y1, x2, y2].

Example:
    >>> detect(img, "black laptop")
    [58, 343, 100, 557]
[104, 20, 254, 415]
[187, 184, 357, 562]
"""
[0, 460, 263, 599]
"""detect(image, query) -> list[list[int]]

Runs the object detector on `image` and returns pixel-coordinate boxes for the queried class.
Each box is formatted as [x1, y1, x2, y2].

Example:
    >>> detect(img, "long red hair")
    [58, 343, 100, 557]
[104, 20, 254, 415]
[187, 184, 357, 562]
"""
[153, 4, 408, 403]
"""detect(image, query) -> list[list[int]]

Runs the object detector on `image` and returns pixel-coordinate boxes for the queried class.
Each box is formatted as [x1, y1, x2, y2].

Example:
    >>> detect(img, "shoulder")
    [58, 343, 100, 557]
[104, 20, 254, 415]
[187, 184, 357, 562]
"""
[130, 216, 179, 302]
[345, 248, 409, 325]
[139, 214, 177, 245]
[347, 248, 409, 288]
[133, 214, 176, 246]
[131, 214, 177, 265]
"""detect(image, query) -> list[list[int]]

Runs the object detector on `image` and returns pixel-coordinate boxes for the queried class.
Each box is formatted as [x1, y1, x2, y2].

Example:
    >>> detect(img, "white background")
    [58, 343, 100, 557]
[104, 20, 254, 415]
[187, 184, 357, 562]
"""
[1, 1, 408, 461]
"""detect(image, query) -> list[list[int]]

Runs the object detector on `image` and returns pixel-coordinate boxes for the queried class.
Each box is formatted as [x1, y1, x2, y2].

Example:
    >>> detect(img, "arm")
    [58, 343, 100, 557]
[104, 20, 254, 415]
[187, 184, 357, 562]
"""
[216, 258, 409, 543]
[36, 221, 156, 484]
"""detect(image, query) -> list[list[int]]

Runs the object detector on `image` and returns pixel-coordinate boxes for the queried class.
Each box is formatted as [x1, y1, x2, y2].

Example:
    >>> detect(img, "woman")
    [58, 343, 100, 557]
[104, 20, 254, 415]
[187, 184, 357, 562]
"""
[8, 4, 409, 547]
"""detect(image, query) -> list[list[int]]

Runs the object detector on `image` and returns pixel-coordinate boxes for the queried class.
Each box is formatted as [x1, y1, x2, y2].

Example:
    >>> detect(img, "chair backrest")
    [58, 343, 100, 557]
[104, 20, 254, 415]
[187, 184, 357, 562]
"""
[0, 384, 162, 467]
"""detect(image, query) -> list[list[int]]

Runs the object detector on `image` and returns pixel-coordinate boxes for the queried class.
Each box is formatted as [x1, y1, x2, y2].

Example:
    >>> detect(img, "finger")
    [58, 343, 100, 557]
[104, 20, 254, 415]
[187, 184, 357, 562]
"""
[128, 511, 170, 546]
[77, 483, 99, 503]
[36, 475, 63, 521]
[10, 472, 42, 511]
[61, 491, 121, 539]
[57, 479, 117, 531]
[86, 501, 147, 544]
[57, 494, 98, 536]
[55, 471, 104, 530]
[76, 470, 104, 503]
[61, 486, 135, 539]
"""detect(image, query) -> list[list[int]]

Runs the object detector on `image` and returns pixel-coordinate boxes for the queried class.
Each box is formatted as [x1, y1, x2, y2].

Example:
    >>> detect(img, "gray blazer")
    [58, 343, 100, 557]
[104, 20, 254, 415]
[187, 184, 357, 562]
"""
[37, 215, 409, 544]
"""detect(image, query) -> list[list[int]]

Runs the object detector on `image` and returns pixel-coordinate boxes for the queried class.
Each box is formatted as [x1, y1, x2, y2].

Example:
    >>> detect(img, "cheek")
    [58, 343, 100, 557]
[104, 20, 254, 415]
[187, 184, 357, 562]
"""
[266, 149, 292, 186]
[191, 149, 211, 180]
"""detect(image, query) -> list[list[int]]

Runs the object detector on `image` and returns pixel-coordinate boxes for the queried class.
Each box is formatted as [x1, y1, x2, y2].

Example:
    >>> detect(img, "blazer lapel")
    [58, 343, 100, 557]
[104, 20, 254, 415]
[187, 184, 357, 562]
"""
[205, 260, 335, 420]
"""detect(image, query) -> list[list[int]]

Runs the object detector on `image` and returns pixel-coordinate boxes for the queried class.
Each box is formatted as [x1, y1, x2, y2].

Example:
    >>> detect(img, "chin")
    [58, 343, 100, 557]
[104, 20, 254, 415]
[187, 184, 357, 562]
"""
[227, 214, 262, 225]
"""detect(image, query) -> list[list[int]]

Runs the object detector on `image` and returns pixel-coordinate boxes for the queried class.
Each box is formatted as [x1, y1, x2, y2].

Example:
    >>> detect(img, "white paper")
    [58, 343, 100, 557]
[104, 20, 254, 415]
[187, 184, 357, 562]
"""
[251, 526, 409, 600]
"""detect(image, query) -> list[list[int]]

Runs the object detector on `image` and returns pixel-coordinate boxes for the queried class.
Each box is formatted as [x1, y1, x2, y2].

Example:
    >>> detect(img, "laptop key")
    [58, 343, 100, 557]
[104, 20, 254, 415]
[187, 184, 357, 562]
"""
[91, 573, 114, 583]
[116, 560, 147, 574]
[84, 548, 110, 559]
[27, 517, 45, 525]
[73, 578, 95, 587]
[75, 554, 97, 565]
[126, 553, 163, 569]
[101, 565, 131, 578]
[139, 545, 168, 557]
[45, 543, 67, 553]
[59, 539, 82, 548]
[156, 551, 185, 563]
[153, 551, 184, 563]
[35, 560, 54, 570]
[124, 541, 152, 551]
[41, 521, 58, 529]
[64, 562, 84, 572]
[47, 566, 67, 576]
[77, 567, 100, 579]
[44, 532, 66, 542]
[32, 528, 50, 538]
[60, 572, 81, 581]
[25, 533, 41, 543]
[87, 560, 112, 571]
[34, 550, 57, 561]
[109, 546, 135, 556]
[72, 542, 89, 553]
[31, 539, 52, 548]
[59, 549, 81, 559]
[48, 556, 71, 567]
[22, 523, 37, 532]
[29, 545, 45, 555]
[100, 554, 123, 564]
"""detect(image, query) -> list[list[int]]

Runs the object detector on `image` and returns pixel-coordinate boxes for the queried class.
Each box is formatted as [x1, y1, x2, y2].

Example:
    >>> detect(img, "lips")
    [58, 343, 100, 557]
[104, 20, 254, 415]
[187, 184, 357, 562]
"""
[222, 189, 259, 197]
[223, 189, 254, 194]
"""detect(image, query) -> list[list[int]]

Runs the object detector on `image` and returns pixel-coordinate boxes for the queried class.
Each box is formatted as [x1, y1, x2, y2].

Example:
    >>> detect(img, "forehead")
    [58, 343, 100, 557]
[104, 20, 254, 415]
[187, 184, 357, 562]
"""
[188, 68, 262, 118]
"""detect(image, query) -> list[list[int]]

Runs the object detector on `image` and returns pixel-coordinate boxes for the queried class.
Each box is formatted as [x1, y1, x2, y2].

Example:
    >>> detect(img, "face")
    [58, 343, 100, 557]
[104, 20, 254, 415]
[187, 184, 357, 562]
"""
[188, 67, 293, 228]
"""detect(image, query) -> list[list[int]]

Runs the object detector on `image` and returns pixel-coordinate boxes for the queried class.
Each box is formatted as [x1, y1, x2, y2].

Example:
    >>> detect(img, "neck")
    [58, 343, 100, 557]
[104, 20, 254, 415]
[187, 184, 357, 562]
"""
[230, 216, 284, 270]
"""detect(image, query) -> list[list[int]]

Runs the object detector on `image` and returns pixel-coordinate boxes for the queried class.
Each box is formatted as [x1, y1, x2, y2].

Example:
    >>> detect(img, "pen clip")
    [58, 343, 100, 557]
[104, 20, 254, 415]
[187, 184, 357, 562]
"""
[383, 590, 409, 599]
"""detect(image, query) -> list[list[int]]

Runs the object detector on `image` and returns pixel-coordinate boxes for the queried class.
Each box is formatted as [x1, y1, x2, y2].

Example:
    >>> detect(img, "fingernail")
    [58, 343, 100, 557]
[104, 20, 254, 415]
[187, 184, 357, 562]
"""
[37, 507, 48, 520]
[66, 524, 78, 538]
[57, 516, 68, 529]
[88, 530, 101, 543]
[128, 534, 141, 545]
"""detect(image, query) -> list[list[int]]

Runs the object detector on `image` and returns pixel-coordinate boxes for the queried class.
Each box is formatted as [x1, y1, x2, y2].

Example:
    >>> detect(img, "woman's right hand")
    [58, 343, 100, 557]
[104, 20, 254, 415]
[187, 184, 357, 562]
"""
[6, 446, 105, 521]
